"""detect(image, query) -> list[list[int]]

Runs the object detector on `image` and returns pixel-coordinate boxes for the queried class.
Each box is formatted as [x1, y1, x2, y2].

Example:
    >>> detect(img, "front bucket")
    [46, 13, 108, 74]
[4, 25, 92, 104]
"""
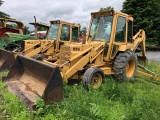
[2, 55, 63, 110]
[0, 49, 15, 72]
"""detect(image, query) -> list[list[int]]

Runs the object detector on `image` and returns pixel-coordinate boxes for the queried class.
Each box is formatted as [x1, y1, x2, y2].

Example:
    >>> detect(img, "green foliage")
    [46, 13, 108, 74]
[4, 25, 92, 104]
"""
[0, 80, 30, 120]
[0, 0, 3, 6]
[99, 6, 114, 12]
[122, 0, 160, 45]
[104, 78, 136, 104]
[80, 27, 86, 37]
[3, 92, 29, 117]
[0, 0, 10, 18]
[0, 71, 8, 77]
[126, 90, 160, 120]
[37, 26, 48, 31]
[0, 62, 160, 119]
[0, 11, 10, 18]
[24, 26, 31, 35]
[6, 23, 18, 29]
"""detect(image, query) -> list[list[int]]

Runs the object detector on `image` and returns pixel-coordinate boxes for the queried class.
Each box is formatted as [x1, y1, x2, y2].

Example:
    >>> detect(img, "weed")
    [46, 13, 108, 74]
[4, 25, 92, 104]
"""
[0, 71, 8, 78]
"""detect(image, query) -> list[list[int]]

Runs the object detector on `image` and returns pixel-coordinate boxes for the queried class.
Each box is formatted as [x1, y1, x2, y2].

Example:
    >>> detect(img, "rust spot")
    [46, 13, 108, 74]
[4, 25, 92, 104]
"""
[24, 83, 39, 96]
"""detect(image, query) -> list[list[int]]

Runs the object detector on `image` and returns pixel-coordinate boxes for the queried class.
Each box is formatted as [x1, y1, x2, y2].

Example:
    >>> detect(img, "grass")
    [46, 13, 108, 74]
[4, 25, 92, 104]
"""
[0, 62, 160, 120]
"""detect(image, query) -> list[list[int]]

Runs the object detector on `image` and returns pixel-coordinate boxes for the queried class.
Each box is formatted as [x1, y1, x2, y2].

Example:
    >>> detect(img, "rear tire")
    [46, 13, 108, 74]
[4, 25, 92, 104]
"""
[113, 50, 137, 81]
[82, 67, 105, 89]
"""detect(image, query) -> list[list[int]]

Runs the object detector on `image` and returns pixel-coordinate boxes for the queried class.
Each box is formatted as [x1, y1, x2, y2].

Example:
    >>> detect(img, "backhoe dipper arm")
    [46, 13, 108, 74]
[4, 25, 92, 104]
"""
[133, 29, 147, 61]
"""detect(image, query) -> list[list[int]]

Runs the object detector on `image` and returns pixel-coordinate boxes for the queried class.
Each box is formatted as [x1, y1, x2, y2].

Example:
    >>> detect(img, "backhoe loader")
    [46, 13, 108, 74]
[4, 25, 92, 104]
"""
[3, 10, 159, 110]
[21, 20, 80, 60]
[0, 20, 80, 72]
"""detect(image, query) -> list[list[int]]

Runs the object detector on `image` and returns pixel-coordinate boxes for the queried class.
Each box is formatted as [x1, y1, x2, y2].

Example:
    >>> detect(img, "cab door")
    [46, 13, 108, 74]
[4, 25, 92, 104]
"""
[56, 24, 71, 51]
[110, 15, 133, 59]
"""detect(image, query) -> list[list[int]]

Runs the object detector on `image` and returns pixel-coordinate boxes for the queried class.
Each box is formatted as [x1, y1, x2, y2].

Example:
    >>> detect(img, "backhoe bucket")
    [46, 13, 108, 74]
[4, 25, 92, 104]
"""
[0, 49, 15, 72]
[2, 55, 63, 110]
[137, 55, 148, 64]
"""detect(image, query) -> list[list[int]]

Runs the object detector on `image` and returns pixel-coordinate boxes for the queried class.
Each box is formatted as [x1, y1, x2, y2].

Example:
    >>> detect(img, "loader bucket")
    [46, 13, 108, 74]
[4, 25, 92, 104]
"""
[0, 49, 15, 72]
[2, 55, 63, 110]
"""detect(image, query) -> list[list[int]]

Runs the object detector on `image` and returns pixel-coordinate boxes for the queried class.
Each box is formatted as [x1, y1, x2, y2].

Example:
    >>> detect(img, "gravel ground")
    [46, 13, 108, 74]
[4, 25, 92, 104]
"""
[146, 51, 160, 62]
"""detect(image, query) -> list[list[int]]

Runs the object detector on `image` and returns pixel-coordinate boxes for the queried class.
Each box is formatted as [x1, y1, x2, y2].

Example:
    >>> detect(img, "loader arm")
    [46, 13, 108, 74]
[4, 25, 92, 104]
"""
[22, 40, 54, 58]
[60, 43, 105, 82]
[63, 48, 91, 81]
[43, 43, 106, 82]
[22, 41, 41, 57]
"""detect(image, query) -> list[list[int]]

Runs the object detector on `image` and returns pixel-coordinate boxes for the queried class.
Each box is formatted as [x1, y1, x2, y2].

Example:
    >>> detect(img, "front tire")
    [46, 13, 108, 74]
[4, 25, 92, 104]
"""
[113, 50, 137, 81]
[82, 67, 105, 89]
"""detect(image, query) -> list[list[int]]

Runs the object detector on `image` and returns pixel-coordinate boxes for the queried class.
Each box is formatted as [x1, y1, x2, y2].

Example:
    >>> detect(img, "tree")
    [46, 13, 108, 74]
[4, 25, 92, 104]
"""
[122, 0, 160, 45]
[80, 27, 86, 36]
[24, 26, 31, 35]
[36, 23, 48, 31]
[0, 0, 3, 6]
[0, 0, 10, 18]
[99, 6, 114, 12]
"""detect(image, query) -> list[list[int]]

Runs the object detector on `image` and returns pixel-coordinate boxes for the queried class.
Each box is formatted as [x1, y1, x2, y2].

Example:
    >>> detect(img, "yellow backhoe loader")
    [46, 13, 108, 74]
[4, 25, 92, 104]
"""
[22, 20, 80, 60]
[3, 10, 159, 110]
[0, 20, 80, 72]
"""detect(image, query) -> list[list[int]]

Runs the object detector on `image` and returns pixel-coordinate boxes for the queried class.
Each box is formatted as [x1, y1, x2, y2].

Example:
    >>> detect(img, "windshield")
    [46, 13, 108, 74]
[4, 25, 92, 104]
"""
[47, 23, 59, 39]
[89, 16, 113, 42]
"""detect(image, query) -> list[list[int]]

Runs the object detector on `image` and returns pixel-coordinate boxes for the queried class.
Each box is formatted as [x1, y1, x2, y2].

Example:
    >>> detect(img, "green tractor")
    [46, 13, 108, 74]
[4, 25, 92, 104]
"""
[0, 32, 35, 50]
[0, 18, 49, 51]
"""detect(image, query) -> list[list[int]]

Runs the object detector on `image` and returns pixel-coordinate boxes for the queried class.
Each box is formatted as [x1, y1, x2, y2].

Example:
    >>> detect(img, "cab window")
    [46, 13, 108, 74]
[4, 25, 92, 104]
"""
[115, 16, 126, 42]
[89, 16, 113, 42]
[60, 24, 70, 41]
[72, 26, 79, 42]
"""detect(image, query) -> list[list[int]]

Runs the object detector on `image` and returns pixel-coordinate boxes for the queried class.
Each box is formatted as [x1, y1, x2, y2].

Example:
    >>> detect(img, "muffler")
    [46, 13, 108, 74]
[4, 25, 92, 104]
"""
[0, 49, 15, 72]
[2, 55, 63, 110]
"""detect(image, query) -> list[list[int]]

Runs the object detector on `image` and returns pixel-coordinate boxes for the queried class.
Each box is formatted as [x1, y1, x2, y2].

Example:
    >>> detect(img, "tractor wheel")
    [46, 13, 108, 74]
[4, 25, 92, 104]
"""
[82, 67, 105, 89]
[113, 50, 137, 81]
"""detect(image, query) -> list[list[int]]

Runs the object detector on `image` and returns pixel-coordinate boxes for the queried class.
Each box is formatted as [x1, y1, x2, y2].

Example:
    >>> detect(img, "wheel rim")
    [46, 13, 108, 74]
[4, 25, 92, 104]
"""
[126, 58, 135, 78]
[91, 73, 102, 89]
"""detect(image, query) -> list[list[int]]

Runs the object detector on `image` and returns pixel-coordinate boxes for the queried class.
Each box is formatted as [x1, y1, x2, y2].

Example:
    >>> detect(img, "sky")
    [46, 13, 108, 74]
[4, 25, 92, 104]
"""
[0, 0, 125, 30]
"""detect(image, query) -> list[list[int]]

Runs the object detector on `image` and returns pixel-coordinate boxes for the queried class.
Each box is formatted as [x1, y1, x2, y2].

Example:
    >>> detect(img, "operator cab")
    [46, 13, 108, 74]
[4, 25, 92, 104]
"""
[47, 20, 80, 42]
[89, 10, 133, 44]
[47, 20, 80, 52]
[88, 10, 134, 61]
[89, 14, 113, 43]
